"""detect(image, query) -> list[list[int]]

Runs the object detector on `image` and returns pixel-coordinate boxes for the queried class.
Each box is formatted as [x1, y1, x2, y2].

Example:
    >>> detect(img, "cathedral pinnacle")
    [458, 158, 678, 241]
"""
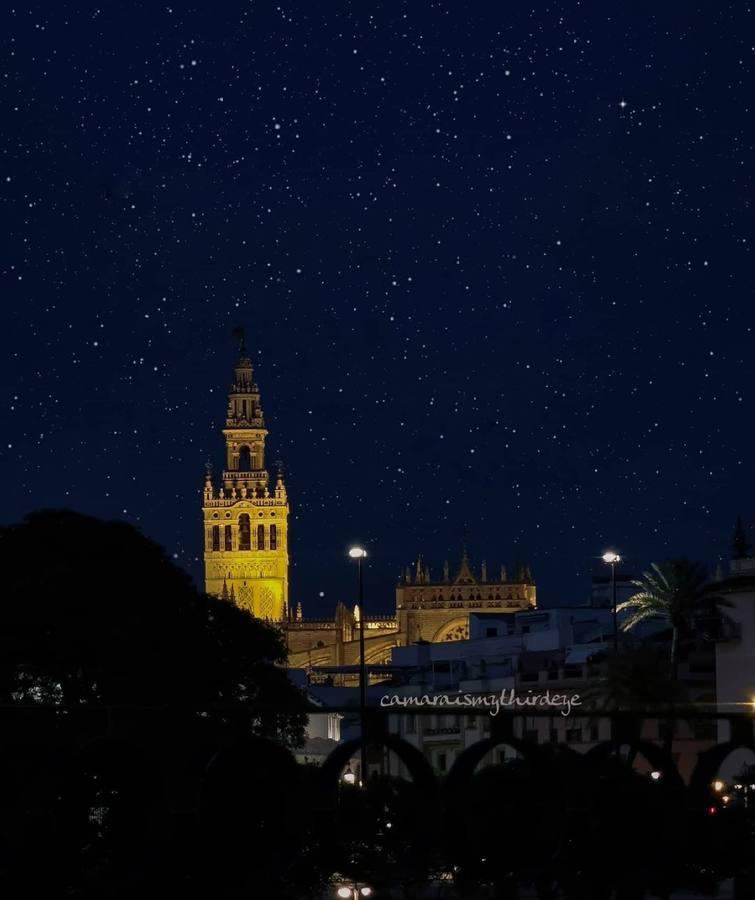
[454, 545, 477, 585]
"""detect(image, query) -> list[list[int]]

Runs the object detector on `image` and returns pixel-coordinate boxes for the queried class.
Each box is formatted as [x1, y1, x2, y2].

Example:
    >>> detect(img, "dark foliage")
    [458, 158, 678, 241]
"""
[0, 509, 313, 897]
[0, 508, 306, 742]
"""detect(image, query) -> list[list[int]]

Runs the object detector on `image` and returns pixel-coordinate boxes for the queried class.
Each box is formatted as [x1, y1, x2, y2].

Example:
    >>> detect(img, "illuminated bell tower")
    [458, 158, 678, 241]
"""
[202, 334, 289, 620]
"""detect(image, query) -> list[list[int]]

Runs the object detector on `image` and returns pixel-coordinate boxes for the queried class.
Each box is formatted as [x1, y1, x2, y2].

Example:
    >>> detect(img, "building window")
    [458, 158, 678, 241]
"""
[270, 524, 277, 550]
[211, 525, 220, 551]
[257, 524, 265, 550]
[437, 752, 448, 773]
[486, 626, 497, 637]
[466, 715, 476, 729]
[239, 515, 251, 550]
[224, 525, 232, 551]
[566, 727, 582, 742]
[238, 445, 251, 471]
[406, 713, 416, 734]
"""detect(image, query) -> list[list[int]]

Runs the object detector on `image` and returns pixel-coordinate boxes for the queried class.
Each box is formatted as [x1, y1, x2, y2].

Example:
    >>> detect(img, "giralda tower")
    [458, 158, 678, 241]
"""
[202, 333, 289, 619]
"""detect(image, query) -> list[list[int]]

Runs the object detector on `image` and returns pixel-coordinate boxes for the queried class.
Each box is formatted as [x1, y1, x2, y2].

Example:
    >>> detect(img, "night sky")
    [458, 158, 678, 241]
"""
[3, 2, 753, 615]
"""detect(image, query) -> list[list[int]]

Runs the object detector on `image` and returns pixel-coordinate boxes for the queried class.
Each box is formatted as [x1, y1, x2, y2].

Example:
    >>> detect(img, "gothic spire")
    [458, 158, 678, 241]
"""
[454, 544, 477, 584]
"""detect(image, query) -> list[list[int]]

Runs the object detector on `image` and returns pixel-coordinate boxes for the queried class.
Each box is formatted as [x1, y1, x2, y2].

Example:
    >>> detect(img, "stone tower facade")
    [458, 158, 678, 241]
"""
[202, 340, 289, 620]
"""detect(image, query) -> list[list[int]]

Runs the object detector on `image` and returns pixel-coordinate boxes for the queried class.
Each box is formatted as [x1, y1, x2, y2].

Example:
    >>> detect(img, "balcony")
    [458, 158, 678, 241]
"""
[222, 471, 268, 481]
[205, 496, 286, 508]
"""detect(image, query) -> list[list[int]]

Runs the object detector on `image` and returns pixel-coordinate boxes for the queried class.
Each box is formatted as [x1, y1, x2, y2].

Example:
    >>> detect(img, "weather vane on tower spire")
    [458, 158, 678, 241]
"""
[231, 325, 247, 357]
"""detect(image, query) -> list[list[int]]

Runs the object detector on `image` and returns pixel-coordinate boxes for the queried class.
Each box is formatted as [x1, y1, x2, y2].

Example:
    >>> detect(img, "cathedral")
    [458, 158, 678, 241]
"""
[203, 343, 537, 669]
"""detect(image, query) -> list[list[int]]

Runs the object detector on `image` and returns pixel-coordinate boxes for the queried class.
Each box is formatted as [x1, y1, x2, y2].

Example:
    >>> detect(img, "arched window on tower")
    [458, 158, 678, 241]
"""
[257, 524, 265, 550]
[224, 525, 232, 551]
[211, 526, 220, 551]
[238, 445, 251, 472]
[270, 524, 277, 550]
[239, 514, 251, 550]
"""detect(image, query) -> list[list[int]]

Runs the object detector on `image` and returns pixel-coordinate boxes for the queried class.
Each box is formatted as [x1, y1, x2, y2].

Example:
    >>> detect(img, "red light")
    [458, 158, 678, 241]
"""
[707, 806, 717, 816]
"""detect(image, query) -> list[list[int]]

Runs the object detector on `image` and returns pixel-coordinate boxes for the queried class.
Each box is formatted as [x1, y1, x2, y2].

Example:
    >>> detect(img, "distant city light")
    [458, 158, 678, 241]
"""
[650, 770, 662, 781]
[713, 780, 725, 793]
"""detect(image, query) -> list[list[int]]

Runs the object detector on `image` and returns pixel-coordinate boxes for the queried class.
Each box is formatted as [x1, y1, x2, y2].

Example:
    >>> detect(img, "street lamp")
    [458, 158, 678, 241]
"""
[602, 550, 621, 652]
[342, 762, 356, 785]
[337, 885, 372, 899]
[349, 546, 368, 786]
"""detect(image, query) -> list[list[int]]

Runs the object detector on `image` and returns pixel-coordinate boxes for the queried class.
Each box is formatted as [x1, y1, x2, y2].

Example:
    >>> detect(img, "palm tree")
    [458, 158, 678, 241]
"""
[616, 558, 731, 674]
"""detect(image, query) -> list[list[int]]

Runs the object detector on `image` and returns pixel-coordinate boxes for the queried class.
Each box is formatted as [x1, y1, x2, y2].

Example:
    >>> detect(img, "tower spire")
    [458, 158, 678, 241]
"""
[232, 324, 247, 358]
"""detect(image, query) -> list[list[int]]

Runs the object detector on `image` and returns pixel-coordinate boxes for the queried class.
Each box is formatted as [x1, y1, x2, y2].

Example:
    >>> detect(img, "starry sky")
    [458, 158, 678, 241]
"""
[3, 2, 753, 616]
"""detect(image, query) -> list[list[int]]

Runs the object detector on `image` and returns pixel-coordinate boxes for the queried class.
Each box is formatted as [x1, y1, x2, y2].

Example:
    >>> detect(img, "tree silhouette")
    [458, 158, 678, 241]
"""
[0, 508, 306, 739]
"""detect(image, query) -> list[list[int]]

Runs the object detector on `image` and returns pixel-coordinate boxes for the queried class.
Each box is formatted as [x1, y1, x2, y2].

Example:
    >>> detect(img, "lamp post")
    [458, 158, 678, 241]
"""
[337, 886, 372, 899]
[602, 550, 621, 652]
[349, 546, 368, 785]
